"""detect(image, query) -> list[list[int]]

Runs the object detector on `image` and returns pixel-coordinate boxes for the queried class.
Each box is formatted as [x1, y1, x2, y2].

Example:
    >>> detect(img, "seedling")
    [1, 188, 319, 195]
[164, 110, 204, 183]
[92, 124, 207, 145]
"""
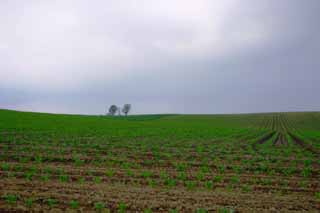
[196, 208, 207, 213]
[78, 177, 86, 184]
[141, 171, 153, 178]
[126, 169, 134, 177]
[185, 180, 196, 190]
[164, 178, 176, 187]
[94, 202, 105, 211]
[47, 198, 57, 208]
[118, 201, 127, 212]
[105, 169, 114, 177]
[59, 174, 69, 183]
[25, 198, 33, 208]
[94, 176, 102, 184]
[315, 192, 320, 200]
[3, 194, 17, 205]
[70, 200, 79, 209]
[177, 172, 187, 181]
[144, 208, 152, 213]
[25, 172, 34, 181]
[196, 171, 205, 181]
[302, 167, 312, 178]
[218, 165, 225, 173]
[1, 163, 10, 171]
[147, 178, 156, 187]
[230, 176, 240, 185]
[205, 180, 213, 190]
[41, 174, 50, 182]
[242, 184, 252, 192]
[213, 175, 223, 183]
[218, 207, 235, 213]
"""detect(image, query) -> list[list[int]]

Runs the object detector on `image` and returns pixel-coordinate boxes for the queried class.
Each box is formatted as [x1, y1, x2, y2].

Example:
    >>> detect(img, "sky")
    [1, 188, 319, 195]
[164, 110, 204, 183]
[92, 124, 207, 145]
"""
[1, 0, 320, 115]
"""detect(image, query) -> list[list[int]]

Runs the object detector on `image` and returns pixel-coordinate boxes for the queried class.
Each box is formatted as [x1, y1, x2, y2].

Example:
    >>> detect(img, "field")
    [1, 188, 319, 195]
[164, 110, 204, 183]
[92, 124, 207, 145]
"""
[0, 109, 319, 212]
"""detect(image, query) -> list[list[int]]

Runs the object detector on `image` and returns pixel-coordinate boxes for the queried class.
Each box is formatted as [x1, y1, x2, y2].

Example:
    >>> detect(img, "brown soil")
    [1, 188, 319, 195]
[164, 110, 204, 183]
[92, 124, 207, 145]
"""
[0, 178, 319, 212]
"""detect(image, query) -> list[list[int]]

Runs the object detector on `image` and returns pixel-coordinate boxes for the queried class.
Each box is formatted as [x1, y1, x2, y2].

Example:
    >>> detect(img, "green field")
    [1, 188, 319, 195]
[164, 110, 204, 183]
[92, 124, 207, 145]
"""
[0, 109, 319, 212]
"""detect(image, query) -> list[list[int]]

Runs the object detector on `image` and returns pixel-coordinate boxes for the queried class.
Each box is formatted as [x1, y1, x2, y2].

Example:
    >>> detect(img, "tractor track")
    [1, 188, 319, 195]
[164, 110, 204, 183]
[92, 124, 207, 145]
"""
[252, 131, 276, 151]
[288, 132, 319, 156]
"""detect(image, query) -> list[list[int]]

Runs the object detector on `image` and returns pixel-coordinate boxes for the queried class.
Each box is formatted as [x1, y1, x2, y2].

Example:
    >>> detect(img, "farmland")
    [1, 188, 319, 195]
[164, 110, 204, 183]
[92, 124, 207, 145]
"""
[0, 109, 319, 212]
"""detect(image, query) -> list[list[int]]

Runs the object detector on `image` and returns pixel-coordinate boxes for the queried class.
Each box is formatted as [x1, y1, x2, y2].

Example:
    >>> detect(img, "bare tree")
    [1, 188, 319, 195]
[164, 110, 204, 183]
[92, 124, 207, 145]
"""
[122, 104, 131, 116]
[108, 105, 118, 116]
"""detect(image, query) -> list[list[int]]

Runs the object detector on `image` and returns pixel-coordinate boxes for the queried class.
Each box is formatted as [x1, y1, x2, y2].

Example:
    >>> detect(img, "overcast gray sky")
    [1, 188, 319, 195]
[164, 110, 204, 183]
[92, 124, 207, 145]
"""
[1, 0, 320, 115]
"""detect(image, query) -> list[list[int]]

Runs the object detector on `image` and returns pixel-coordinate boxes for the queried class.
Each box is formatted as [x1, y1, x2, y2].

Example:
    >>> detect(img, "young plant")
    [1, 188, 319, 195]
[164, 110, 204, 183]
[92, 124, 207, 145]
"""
[144, 208, 152, 213]
[242, 184, 252, 192]
[105, 169, 114, 177]
[47, 198, 57, 208]
[1, 163, 10, 171]
[196, 171, 205, 181]
[141, 170, 153, 178]
[177, 172, 187, 181]
[205, 180, 213, 190]
[59, 174, 69, 183]
[70, 200, 79, 209]
[164, 178, 176, 187]
[315, 192, 320, 200]
[25, 198, 33, 208]
[94, 176, 102, 184]
[118, 201, 127, 213]
[94, 202, 105, 211]
[3, 194, 17, 205]
[25, 172, 34, 181]
[185, 180, 196, 190]
[78, 177, 86, 184]
[35, 155, 43, 164]
[147, 178, 156, 187]
[41, 174, 50, 182]
[218, 165, 225, 174]
[218, 207, 235, 213]
[302, 167, 312, 178]
[196, 208, 208, 213]
[230, 176, 240, 185]
[213, 175, 223, 183]
[126, 169, 134, 177]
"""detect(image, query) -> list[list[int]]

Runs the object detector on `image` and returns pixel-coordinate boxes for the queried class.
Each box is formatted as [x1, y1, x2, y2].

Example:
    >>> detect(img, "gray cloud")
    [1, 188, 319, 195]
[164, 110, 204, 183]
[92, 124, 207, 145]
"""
[1, 0, 320, 114]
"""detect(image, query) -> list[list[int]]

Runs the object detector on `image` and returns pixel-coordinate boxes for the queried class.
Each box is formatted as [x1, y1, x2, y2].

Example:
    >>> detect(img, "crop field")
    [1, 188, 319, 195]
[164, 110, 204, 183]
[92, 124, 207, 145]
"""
[0, 109, 319, 212]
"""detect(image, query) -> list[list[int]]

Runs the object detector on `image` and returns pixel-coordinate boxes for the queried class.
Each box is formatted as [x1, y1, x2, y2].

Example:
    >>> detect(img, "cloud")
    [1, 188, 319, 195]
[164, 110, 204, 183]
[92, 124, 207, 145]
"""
[0, 0, 320, 114]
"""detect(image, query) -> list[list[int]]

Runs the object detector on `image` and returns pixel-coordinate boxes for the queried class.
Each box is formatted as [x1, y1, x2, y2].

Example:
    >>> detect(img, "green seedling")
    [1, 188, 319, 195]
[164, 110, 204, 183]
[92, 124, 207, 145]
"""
[105, 169, 114, 177]
[118, 201, 127, 212]
[59, 174, 69, 183]
[144, 208, 152, 213]
[315, 192, 320, 200]
[94, 176, 102, 184]
[1, 163, 10, 171]
[185, 180, 196, 190]
[196, 208, 208, 213]
[3, 194, 17, 205]
[205, 180, 213, 190]
[94, 202, 105, 211]
[47, 198, 57, 208]
[25, 198, 33, 208]
[70, 200, 79, 209]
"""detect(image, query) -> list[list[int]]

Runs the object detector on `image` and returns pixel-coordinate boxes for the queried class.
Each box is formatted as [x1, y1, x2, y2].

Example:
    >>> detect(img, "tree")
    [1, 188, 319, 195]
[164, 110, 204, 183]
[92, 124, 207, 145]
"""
[108, 105, 118, 116]
[122, 104, 131, 116]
